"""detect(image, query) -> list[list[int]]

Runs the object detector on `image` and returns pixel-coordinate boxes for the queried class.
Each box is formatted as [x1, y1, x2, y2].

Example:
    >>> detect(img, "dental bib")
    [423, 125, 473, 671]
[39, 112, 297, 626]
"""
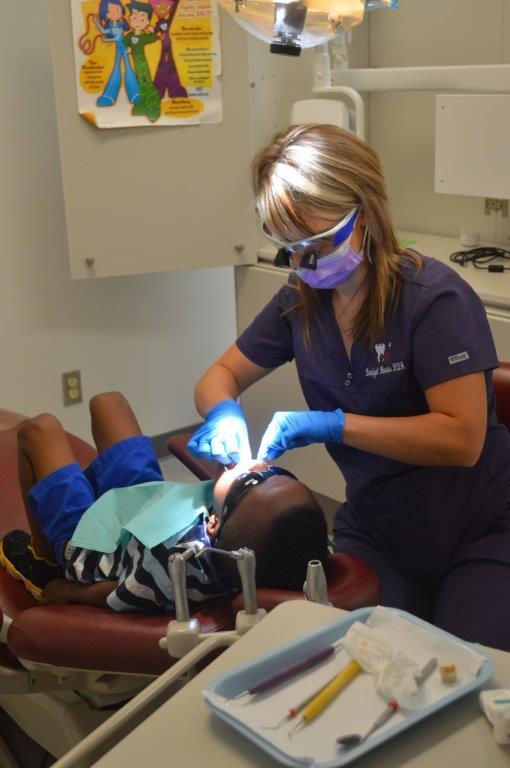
[70, 480, 214, 553]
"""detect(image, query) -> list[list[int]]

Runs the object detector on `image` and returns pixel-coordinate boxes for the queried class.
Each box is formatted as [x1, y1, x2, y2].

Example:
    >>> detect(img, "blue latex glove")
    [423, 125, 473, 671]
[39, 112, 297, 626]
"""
[187, 399, 251, 466]
[257, 409, 345, 462]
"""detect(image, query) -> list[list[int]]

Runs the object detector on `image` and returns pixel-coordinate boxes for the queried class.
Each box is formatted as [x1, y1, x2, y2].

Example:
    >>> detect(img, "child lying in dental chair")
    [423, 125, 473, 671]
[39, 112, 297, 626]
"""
[0, 393, 327, 612]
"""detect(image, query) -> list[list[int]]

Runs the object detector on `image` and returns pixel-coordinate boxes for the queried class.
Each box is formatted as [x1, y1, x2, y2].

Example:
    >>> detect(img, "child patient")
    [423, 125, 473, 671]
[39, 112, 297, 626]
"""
[0, 393, 327, 612]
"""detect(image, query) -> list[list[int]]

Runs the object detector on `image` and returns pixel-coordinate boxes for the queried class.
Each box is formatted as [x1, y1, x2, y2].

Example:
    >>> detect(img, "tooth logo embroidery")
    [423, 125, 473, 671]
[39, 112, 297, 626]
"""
[375, 342, 392, 363]
[366, 342, 404, 379]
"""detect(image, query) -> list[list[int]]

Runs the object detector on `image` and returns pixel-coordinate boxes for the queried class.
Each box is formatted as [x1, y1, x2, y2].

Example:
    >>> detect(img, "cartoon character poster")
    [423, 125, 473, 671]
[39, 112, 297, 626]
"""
[70, 0, 222, 128]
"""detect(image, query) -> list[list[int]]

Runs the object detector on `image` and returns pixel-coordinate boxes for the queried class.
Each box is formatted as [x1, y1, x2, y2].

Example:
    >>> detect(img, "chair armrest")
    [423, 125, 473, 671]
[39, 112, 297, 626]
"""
[167, 433, 219, 481]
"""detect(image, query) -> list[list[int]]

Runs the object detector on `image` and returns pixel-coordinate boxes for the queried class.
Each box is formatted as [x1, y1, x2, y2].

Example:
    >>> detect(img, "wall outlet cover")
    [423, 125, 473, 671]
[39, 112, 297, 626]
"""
[62, 370, 83, 406]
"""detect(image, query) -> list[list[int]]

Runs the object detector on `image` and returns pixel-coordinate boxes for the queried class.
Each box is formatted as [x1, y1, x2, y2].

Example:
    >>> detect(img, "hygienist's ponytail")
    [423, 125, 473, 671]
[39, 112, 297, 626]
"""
[252, 124, 421, 347]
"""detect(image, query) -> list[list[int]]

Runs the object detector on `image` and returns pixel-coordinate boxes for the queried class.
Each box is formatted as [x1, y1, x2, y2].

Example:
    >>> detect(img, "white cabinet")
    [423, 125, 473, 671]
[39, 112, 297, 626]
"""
[487, 309, 510, 364]
[48, 1, 257, 279]
[236, 265, 346, 502]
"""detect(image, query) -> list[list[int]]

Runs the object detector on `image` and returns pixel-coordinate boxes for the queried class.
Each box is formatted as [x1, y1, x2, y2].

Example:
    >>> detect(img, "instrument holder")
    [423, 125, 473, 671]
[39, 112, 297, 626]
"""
[160, 546, 266, 659]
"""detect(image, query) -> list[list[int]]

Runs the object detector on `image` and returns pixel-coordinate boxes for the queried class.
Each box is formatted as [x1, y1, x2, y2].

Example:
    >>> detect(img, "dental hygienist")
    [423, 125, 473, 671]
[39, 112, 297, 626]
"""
[189, 124, 510, 651]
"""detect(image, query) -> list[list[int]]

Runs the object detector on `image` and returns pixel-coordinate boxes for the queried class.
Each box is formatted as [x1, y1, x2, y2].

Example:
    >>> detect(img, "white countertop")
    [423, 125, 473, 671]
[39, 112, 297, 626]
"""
[94, 602, 510, 768]
[257, 231, 510, 312]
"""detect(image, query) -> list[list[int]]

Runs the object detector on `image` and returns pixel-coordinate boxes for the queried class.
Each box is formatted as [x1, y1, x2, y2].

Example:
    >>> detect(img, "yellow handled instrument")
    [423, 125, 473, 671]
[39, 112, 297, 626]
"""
[288, 660, 362, 736]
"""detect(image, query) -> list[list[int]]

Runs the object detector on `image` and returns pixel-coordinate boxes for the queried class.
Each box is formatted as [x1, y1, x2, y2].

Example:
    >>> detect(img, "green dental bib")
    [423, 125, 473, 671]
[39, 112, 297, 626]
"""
[70, 480, 214, 553]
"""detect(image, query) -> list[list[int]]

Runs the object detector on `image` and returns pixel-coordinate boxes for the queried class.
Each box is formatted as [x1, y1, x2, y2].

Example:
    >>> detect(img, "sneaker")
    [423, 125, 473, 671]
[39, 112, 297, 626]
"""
[0, 530, 63, 600]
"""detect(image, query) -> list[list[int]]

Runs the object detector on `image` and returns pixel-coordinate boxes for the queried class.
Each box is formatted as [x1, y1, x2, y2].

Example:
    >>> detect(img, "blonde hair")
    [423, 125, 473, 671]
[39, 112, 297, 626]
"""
[252, 124, 421, 347]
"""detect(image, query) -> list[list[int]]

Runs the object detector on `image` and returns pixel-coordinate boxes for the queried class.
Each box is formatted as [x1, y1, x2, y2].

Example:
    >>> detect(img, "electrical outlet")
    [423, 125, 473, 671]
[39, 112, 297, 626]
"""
[485, 198, 509, 218]
[62, 370, 83, 406]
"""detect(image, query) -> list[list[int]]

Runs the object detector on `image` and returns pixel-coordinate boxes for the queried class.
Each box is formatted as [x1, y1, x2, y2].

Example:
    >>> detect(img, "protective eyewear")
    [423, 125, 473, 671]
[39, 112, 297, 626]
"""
[217, 466, 297, 541]
[264, 208, 359, 270]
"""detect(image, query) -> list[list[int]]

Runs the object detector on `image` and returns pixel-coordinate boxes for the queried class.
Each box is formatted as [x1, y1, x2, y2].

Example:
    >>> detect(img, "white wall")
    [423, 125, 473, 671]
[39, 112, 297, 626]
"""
[248, 22, 370, 154]
[368, 0, 510, 245]
[247, 23, 369, 256]
[0, 2, 380, 445]
[0, 2, 236, 441]
[248, 39, 315, 152]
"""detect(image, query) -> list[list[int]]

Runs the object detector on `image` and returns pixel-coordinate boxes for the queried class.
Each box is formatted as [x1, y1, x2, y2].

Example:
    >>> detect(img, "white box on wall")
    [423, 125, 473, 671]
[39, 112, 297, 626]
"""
[435, 94, 510, 200]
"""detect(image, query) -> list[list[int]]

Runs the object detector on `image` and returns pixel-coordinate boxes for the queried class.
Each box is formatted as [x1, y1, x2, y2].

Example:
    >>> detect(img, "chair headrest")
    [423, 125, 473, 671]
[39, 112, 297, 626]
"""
[231, 553, 380, 613]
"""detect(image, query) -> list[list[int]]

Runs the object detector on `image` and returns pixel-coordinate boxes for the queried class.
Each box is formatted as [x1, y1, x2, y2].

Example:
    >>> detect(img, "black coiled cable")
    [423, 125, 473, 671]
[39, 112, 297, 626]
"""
[450, 247, 510, 272]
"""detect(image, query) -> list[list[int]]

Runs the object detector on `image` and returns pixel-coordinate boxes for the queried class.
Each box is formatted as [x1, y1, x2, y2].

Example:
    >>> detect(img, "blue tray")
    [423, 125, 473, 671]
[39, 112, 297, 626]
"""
[203, 607, 493, 767]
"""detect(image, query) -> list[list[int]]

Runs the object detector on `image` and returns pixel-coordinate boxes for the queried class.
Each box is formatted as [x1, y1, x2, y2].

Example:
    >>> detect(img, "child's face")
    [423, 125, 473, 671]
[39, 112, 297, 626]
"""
[208, 460, 268, 540]
[212, 460, 268, 516]
[130, 8, 150, 31]
[107, 2, 123, 21]
[208, 467, 317, 544]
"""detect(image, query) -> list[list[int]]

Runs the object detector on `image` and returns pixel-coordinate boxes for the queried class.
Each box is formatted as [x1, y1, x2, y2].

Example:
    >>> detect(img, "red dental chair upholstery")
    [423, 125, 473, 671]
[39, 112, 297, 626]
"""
[0, 409, 379, 677]
[0, 411, 233, 676]
[492, 362, 510, 431]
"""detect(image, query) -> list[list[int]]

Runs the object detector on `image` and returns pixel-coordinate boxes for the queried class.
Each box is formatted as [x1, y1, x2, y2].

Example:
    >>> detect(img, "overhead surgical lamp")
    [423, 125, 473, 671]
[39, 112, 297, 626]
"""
[218, 0, 398, 56]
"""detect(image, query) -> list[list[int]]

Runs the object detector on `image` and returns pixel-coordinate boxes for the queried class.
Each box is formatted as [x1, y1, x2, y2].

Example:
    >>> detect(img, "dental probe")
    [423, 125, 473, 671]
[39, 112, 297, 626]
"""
[288, 660, 362, 737]
[228, 639, 344, 704]
[263, 676, 345, 729]
[337, 657, 438, 748]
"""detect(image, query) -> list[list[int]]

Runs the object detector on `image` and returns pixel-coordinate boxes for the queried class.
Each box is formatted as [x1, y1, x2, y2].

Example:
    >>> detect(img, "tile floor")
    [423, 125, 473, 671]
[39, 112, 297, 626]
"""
[159, 454, 197, 483]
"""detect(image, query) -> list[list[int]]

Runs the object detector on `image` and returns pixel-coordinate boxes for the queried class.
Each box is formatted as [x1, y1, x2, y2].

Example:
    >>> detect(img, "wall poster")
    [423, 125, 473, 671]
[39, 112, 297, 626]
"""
[70, 0, 222, 128]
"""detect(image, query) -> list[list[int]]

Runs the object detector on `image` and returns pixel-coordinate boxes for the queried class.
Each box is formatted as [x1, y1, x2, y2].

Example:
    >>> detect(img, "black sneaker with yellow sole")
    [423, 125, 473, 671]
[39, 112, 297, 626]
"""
[0, 530, 63, 600]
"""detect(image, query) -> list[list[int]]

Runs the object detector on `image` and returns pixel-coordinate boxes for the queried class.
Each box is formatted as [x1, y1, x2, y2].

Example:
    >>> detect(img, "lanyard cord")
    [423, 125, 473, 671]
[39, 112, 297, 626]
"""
[450, 246, 510, 272]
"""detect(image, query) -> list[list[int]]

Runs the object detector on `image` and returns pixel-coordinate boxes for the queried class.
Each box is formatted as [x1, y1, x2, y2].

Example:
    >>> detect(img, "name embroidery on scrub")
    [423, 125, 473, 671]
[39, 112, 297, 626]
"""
[448, 351, 470, 365]
[365, 342, 405, 379]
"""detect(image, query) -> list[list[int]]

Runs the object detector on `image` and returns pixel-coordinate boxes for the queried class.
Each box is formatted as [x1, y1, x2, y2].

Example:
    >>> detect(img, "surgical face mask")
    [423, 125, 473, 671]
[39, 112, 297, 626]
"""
[295, 226, 365, 289]
[265, 208, 366, 290]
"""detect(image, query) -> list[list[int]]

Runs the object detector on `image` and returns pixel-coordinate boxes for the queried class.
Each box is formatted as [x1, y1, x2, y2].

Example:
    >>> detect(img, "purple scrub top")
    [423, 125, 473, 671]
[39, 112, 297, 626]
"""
[236, 255, 510, 582]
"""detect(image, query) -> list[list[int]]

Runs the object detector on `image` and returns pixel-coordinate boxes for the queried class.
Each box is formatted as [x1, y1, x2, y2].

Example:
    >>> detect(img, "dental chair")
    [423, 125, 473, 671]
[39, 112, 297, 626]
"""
[492, 362, 510, 431]
[0, 409, 379, 764]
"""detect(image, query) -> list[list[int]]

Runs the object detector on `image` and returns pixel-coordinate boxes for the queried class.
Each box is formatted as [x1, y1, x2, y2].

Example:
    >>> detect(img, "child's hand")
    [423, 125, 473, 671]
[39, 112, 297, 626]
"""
[41, 579, 117, 607]
[40, 579, 75, 605]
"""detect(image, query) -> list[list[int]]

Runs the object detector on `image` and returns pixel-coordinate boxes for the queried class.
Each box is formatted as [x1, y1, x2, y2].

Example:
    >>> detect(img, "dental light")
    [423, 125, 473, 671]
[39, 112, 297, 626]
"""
[219, 0, 398, 57]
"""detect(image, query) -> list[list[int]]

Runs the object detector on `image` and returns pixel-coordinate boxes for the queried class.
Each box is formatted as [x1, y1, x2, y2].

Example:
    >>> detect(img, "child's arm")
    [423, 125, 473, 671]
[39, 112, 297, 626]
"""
[40, 579, 118, 608]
